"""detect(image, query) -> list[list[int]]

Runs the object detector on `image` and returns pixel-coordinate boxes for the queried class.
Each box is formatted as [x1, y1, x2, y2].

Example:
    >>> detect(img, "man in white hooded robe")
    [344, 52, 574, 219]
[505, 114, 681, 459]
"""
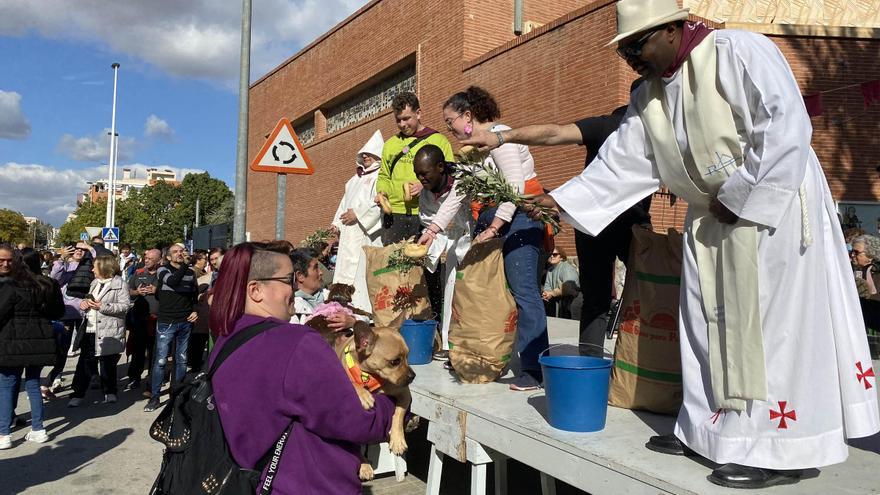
[331, 130, 385, 313]
[529, 0, 879, 489]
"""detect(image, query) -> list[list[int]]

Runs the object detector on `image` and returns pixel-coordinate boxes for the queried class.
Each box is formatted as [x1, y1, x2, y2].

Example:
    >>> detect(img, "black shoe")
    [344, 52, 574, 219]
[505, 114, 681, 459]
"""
[646, 434, 697, 456]
[125, 379, 141, 391]
[708, 463, 803, 489]
[432, 350, 449, 362]
[143, 397, 161, 412]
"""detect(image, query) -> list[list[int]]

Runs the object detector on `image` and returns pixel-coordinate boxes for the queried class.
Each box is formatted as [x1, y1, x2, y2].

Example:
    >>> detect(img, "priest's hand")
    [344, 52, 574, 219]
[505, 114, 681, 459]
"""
[340, 209, 358, 226]
[709, 198, 739, 224]
[416, 231, 435, 250]
[523, 194, 559, 221]
[460, 129, 501, 152]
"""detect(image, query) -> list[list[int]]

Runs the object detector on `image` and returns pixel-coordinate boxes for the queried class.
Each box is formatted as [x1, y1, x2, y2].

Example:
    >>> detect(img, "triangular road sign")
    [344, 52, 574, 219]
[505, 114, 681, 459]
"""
[250, 118, 314, 175]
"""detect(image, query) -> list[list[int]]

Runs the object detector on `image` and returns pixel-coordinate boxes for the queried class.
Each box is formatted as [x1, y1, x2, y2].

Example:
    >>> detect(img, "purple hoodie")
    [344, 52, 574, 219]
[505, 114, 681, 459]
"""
[210, 314, 396, 495]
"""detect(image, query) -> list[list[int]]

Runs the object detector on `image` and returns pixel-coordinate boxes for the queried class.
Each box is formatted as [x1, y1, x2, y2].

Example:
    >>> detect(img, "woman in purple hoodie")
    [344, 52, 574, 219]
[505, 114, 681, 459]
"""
[208, 243, 396, 494]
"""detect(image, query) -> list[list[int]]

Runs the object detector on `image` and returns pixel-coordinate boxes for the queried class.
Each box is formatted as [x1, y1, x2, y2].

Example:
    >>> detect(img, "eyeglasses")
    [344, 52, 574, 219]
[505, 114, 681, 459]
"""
[550, 253, 561, 257]
[616, 27, 662, 60]
[253, 274, 296, 287]
[852, 250, 866, 256]
[445, 113, 464, 131]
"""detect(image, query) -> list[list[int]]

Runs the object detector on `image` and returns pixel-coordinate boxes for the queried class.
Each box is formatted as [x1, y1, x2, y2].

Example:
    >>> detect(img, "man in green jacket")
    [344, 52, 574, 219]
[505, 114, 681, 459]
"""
[376, 92, 454, 245]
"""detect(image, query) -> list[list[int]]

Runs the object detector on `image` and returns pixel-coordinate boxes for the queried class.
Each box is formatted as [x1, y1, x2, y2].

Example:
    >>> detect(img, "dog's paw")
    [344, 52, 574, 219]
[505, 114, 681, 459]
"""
[356, 387, 375, 410]
[389, 432, 408, 456]
[404, 414, 421, 433]
[358, 462, 375, 481]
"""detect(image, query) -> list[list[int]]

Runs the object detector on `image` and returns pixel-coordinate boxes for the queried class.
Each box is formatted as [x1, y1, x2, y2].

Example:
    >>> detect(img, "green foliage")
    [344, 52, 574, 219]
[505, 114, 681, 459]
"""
[0, 209, 28, 244]
[57, 199, 107, 244]
[57, 173, 233, 251]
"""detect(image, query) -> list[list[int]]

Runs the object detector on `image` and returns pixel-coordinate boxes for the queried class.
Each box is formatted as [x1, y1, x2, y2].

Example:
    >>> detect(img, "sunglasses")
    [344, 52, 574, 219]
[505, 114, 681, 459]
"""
[550, 252, 561, 257]
[616, 27, 663, 60]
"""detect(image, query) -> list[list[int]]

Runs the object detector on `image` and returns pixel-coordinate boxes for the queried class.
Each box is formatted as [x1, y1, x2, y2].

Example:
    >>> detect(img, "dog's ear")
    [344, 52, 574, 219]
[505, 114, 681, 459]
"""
[388, 311, 407, 330]
[353, 321, 376, 355]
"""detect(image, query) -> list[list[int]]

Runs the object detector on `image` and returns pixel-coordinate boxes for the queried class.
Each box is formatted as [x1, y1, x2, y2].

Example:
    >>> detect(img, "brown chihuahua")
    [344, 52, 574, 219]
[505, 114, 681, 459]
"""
[337, 321, 415, 480]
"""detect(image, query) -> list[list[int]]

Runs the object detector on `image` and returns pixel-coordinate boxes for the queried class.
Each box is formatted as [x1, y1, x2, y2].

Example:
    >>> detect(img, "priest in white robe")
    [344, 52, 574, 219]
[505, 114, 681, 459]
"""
[529, 0, 879, 489]
[331, 130, 385, 313]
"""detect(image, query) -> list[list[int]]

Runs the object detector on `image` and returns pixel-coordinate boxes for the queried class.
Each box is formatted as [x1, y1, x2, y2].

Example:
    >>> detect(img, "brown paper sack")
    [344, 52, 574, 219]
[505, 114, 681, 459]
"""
[608, 227, 684, 415]
[448, 239, 517, 384]
[363, 245, 432, 327]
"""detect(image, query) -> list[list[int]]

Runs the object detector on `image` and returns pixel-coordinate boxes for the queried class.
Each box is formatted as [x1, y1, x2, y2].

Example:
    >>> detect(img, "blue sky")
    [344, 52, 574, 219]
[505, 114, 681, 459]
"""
[0, 0, 367, 226]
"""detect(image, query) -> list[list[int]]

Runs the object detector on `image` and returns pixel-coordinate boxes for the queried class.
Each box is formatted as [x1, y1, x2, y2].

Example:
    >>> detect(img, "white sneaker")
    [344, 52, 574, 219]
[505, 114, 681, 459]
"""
[103, 394, 117, 404]
[67, 397, 83, 408]
[50, 378, 63, 392]
[25, 430, 49, 443]
[0, 435, 11, 449]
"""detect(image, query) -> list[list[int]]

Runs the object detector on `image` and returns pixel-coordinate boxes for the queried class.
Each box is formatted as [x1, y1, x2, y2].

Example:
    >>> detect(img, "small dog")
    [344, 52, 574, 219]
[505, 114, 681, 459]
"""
[306, 284, 372, 348]
[337, 320, 415, 481]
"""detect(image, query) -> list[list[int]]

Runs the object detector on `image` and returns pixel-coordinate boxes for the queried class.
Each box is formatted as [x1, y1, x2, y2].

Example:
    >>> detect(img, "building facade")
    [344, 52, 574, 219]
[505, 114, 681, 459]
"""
[80, 167, 179, 205]
[246, 0, 880, 251]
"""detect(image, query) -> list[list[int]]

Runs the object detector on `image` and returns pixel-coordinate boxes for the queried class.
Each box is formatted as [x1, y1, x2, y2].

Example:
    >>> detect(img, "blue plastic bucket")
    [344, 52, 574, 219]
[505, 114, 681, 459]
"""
[400, 319, 437, 365]
[539, 351, 612, 432]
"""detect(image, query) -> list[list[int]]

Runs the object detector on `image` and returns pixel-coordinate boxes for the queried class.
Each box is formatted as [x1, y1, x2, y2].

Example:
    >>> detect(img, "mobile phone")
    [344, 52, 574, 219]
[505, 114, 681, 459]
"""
[84, 294, 95, 301]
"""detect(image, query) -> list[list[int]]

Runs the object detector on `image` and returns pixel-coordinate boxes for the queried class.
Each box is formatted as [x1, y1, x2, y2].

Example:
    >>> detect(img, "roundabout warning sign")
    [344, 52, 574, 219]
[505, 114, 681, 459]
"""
[250, 118, 314, 175]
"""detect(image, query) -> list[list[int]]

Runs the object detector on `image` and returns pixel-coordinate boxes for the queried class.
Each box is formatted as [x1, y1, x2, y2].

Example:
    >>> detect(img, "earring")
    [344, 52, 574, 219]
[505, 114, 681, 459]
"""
[463, 122, 473, 136]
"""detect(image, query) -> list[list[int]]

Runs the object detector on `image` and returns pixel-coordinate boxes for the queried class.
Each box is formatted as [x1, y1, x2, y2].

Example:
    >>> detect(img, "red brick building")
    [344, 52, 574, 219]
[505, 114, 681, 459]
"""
[246, 0, 880, 253]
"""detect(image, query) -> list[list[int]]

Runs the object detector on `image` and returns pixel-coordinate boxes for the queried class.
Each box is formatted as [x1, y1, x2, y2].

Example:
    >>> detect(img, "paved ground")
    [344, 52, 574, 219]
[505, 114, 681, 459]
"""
[0, 358, 587, 495]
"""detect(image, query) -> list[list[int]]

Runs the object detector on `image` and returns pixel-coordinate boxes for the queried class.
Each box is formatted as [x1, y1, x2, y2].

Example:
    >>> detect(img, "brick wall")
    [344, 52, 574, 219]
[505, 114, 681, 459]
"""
[247, 0, 880, 255]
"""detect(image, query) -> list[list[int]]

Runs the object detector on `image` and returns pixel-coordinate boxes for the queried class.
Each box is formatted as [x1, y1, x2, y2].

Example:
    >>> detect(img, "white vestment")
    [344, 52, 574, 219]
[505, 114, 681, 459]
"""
[551, 29, 879, 469]
[331, 170, 383, 313]
[419, 183, 474, 349]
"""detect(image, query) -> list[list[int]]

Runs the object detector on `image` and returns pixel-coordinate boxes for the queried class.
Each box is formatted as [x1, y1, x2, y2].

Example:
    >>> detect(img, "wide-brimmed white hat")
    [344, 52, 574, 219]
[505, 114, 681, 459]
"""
[607, 0, 689, 46]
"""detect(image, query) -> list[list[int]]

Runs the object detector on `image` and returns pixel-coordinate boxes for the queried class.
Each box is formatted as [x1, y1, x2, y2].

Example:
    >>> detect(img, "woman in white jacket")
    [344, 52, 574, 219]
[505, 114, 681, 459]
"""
[68, 254, 130, 407]
[330, 130, 385, 313]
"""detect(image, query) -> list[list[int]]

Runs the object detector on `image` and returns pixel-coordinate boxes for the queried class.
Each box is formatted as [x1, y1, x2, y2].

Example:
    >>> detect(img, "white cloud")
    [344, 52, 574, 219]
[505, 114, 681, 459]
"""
[0, 161, 211, 226]
[57, 128, 136, 162]
[0, 0, 369, 83]
[144, 114, 174, 139]
[0, 90, 31, 139]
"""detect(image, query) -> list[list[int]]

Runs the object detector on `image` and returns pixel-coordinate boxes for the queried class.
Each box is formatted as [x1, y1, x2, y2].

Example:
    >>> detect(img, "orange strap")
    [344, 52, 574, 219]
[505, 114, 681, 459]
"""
[344, 344, 383, 392]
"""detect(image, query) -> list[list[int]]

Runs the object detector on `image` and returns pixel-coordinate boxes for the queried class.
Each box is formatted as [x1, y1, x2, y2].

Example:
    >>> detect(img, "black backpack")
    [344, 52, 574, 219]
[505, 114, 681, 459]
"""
[149, 320, 295, 495]
[65, 252, 94, 299]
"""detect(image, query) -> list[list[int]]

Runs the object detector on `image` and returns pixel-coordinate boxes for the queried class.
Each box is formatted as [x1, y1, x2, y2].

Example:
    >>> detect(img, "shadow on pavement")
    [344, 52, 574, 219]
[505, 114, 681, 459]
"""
[0, 428, 133, 494]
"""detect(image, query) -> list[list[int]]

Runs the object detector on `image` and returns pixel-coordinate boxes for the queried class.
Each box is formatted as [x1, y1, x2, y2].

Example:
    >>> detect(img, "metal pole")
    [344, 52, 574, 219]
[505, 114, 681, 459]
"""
[275, 174, 286, 239]
[514, 0, 524, 35]
[105, 63, 120, 231]
[232, 0, 252, 244]
[195, 196, 201, 228]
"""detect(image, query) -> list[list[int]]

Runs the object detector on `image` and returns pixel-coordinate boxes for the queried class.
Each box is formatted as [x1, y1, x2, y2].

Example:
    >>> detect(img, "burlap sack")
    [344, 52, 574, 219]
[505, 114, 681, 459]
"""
[448, 239, 517, 384]
[608, 227, 684, 415]
[363, 245, 432, 327]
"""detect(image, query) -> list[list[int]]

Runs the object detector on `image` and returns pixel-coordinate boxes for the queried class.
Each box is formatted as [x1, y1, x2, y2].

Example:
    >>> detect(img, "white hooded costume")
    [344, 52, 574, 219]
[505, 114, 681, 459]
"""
[331, 130, 385, 313]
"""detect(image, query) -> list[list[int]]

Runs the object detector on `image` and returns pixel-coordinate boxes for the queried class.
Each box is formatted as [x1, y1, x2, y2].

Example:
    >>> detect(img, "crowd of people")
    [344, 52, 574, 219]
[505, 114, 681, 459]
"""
[2, 0, 879, 492]
[0, 237, 227, 449]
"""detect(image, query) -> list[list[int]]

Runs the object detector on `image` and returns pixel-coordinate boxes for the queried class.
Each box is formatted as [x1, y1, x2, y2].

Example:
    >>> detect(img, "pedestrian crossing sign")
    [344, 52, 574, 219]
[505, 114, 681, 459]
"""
[102, 227, 120, 243]
[80, 232, 89, 241]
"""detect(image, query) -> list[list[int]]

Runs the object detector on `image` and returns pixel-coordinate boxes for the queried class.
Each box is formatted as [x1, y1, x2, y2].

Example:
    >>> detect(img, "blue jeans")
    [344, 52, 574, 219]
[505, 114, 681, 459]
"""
[150, 321, 191, 398]
[0, 366, 44, 435]
[476, 208, 549, 379]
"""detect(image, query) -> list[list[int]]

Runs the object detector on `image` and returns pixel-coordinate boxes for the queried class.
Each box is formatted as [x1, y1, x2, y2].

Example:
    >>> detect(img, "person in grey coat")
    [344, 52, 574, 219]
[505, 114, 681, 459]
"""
[68, 254, 131, 407]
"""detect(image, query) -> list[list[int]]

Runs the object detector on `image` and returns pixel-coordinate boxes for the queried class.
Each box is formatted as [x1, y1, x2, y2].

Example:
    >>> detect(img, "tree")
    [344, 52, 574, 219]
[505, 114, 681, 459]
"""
[57, 198, 107, 244]
[175, 173, 233, 230]
[118, 180, 184, 249]
[0, 209, 28, 244]
[204, 196, 234, 227]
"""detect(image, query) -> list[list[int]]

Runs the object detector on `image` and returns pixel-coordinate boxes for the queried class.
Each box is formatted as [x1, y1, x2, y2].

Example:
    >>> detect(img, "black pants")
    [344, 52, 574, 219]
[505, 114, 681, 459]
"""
[575, 216, 643, 349]
[48, 319, 79, 383]
[187, 333, 210, 373]
[72, 333, 121, 398]
[545, 296, 574, 319]
[127, 317, 155, 382]
[380, 213, 422, 245]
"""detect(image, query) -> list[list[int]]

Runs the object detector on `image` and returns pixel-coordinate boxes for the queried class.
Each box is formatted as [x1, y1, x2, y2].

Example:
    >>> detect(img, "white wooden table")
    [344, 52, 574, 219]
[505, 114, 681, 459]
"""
[408, 318, 880, 495]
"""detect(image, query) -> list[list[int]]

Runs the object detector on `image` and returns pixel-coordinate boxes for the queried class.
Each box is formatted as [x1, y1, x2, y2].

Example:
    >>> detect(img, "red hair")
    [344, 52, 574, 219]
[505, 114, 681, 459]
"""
[209, 243, 256, 337]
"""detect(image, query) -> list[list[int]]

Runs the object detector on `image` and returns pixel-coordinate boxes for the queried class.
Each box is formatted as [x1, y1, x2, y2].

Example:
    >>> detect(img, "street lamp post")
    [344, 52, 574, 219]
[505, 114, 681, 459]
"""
[105, 62, 121, 242]
[232, 0, 252, 244]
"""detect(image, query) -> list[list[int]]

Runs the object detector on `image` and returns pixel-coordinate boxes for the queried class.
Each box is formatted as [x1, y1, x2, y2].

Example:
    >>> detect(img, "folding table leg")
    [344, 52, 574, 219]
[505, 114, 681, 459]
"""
[540, 472, 557, 495]
[426, 444, 444, 495]
[471, 463, 487, 495]
[492, 454, 507, 495]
